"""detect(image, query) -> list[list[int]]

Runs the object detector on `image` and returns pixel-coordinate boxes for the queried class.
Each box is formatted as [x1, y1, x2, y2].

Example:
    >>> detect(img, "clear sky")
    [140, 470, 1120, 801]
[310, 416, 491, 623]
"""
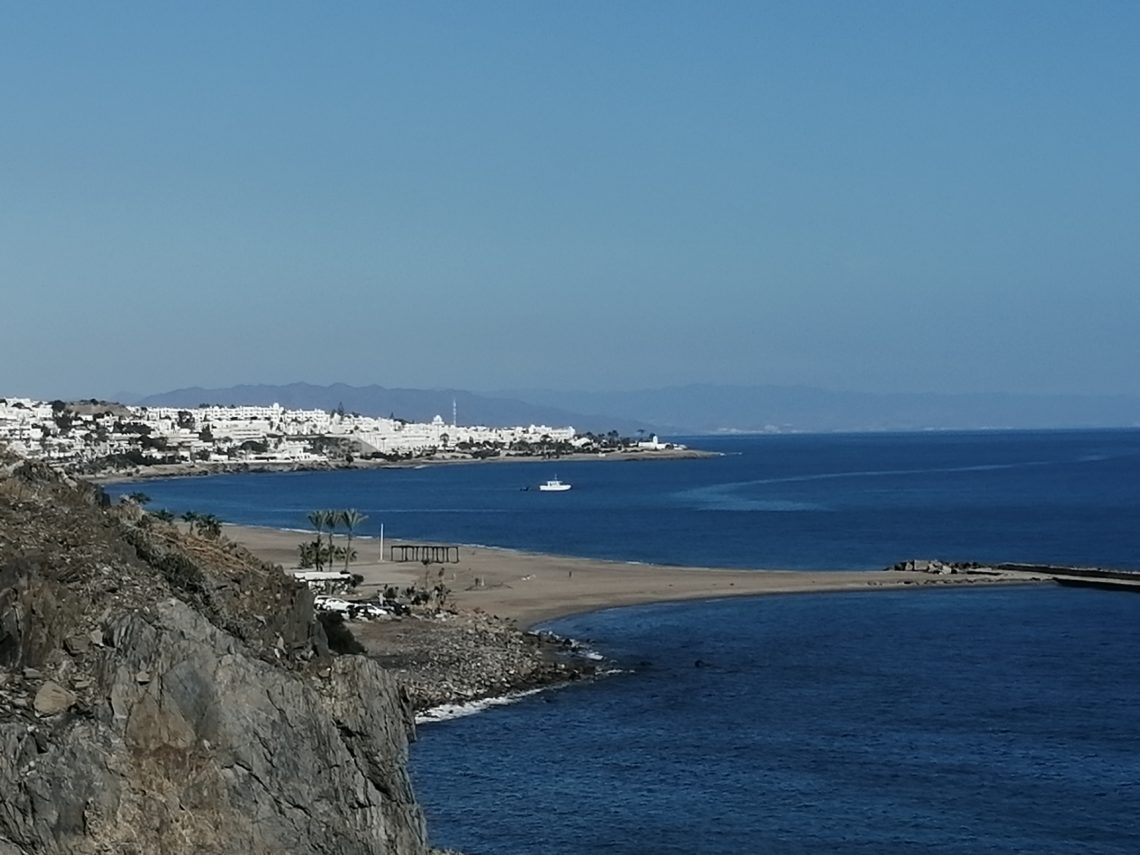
[2, 2, 1138, 400]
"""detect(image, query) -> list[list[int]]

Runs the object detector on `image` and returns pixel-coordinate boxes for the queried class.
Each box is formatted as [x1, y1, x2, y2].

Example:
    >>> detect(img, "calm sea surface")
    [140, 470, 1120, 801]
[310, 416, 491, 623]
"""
[109, 431, 1140, 853]
[110, 430, 1140, 571]
[415, 587, 1140, 855]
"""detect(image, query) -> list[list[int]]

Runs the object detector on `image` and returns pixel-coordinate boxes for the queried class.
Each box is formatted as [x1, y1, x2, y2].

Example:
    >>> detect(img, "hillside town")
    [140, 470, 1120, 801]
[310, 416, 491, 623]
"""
[0, 397, 681, 475]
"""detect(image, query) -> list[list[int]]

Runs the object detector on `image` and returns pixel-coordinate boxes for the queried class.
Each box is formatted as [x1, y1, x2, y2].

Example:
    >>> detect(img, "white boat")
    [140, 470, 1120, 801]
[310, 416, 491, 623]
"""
[538, 477, 571, 492]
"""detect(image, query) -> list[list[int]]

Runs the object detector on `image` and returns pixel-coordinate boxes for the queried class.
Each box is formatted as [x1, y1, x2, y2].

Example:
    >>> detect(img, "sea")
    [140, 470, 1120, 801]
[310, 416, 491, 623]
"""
[107, 430, 1140, 854]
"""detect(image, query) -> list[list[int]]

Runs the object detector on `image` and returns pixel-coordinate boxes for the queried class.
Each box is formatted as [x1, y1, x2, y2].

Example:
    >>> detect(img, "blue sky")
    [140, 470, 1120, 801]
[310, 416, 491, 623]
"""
[2, 2, 1138, 400]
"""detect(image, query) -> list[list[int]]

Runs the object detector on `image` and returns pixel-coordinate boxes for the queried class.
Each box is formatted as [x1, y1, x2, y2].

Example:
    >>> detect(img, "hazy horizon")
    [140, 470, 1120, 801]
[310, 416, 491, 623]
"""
[97, 380, 1140, 435]
[7, 379, 1140, 409]
[3, 3, 1138, 401]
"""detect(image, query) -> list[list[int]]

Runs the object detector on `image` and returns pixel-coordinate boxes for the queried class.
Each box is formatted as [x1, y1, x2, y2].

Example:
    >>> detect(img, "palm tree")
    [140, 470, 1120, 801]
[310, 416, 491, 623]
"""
[339, 509, 369, 571]
[151, 508, 175, 524]
[322, 509, 339, 571]
[307, 510, 326, 571]
[182, 511, 200, 533]
[198, 513, 222, 539]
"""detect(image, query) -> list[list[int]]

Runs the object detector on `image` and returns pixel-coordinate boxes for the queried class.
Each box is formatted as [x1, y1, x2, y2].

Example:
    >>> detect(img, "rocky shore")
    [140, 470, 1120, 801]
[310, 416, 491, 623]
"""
[352, 609, 597, 713]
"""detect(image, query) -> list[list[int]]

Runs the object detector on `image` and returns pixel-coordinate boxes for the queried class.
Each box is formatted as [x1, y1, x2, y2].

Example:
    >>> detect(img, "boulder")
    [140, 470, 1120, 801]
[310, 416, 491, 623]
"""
[33, 680, 76, 716]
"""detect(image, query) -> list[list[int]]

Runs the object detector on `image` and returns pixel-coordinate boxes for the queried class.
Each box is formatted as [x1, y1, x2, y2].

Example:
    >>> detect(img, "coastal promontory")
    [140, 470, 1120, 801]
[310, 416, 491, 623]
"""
[0, 456, 434, 854]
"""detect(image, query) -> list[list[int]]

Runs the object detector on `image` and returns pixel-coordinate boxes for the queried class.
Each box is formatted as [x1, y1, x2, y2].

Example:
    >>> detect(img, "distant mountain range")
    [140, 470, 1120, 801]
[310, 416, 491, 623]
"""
[130, 383, 653, 434]
[130, 382, 1140, 435]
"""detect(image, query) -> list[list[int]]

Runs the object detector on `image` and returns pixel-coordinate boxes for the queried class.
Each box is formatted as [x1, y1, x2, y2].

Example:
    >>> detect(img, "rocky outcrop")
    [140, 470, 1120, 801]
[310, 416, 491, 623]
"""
[0, 460, 430, 854]
[888, 558, 992, 575]
[355, 610, 593, 712]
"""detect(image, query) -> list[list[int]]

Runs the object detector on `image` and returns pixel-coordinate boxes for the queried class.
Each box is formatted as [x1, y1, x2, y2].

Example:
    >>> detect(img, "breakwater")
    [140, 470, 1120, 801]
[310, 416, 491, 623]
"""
[891, 558, 1140, 592]
[999, 562, 1140, 592]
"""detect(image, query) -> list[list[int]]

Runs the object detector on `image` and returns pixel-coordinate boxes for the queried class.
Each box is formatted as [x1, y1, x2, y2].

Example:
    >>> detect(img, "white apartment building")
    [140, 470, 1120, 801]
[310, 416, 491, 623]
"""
[1, 399, 583, 467]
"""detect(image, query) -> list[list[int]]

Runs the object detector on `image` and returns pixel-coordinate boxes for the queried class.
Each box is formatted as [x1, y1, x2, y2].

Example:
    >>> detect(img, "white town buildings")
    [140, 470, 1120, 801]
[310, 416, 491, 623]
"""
[0, 398, 580, 469]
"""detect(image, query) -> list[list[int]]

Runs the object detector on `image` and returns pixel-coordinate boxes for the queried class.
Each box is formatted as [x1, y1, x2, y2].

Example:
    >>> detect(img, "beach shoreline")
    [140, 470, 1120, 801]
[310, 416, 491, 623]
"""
[226, 523, 1039, 629]
[221, 522, 1057, 716]
[88, 446, 718, 485]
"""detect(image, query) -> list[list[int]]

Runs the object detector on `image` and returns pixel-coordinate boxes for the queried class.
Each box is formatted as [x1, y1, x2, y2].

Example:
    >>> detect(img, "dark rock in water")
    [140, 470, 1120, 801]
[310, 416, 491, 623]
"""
[0, 458, 431, 854]
[355, 612, 596, 713]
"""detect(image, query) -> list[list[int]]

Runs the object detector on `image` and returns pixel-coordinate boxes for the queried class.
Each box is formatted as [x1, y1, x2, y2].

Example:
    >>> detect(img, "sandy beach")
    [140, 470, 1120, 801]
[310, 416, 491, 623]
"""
[227, 524, 1031, 628]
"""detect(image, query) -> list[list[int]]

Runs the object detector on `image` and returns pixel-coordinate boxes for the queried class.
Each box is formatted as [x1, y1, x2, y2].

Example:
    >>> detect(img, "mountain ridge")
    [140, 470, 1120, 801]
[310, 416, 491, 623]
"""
[130, 382, 1140, 434]
[131, 382, 653, 434]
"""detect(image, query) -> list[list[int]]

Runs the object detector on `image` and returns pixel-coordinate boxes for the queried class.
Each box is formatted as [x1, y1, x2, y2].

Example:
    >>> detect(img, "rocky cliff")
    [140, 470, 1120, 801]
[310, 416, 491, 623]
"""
[0, 458, 431, 854]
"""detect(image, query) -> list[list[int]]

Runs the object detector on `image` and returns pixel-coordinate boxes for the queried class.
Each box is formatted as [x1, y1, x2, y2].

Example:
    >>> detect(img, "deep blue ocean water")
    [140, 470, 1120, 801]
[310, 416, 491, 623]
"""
[413, 587, 1140, 855]
[107, 430, 1140, 853]
[109, 430, 1140, 571]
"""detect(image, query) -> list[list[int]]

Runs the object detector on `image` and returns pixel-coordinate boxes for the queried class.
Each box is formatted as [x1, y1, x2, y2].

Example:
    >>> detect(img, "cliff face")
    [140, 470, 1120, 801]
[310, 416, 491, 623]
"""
[0, 459, 429, 854]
